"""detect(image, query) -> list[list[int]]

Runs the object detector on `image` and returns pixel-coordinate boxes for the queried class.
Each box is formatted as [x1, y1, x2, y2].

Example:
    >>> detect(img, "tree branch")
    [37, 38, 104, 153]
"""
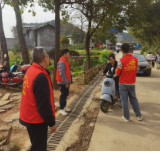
[60, 0, 86, 5]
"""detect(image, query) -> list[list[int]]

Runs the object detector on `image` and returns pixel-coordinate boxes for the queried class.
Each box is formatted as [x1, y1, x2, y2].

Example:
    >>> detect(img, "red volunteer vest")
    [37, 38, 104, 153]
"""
[116, 54, 138, 84]
[56, 57, 71, 83]
[20, 63, 55, 124]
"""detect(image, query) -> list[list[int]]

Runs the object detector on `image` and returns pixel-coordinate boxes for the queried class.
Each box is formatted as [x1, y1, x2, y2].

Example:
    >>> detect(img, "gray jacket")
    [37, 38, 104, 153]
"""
[155, 54, 160, 62]
[57, 61, 71, 85]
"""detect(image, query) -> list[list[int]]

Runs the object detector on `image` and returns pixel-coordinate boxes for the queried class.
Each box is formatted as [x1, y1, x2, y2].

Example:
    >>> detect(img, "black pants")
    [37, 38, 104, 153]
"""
[27, 126, 48, 151]
[59, 84, 69, 110]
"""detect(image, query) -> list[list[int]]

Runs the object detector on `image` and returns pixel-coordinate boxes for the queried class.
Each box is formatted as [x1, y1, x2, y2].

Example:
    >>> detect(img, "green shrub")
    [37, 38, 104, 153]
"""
[69, 44, 85, 50]
[12, 42, 21, 55]
[140, 46, 148, 54]
[99, 50, 112, 64]
[47, 65, 54, 70]
[69, 58, 84, 76]
[9, 55, 23, 67]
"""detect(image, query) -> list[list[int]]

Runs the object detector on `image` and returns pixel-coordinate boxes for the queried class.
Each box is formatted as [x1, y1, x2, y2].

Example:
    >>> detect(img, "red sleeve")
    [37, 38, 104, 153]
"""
[115, 67, 122, 75]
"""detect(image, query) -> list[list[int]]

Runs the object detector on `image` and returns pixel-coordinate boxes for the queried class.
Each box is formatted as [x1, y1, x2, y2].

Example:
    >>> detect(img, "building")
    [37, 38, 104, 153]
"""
[11, 23, 55, 51]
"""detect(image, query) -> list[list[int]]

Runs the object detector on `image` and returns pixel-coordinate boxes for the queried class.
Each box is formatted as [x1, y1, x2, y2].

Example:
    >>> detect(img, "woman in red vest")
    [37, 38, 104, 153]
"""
[20, 47, 56, 151]
[56, 49, 71, 116]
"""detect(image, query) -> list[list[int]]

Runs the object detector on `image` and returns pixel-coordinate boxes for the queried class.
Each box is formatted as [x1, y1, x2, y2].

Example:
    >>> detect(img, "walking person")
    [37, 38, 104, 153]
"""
[19, 47, 57, 151]
[155, 52, 160, 70]
[114, 43, 143, 122]
[146, 52, 152, 68]
[56, 49, 71, 116]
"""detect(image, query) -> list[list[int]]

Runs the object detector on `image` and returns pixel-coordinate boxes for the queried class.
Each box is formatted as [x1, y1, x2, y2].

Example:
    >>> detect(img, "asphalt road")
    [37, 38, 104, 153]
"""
[88, 51, 160, 151]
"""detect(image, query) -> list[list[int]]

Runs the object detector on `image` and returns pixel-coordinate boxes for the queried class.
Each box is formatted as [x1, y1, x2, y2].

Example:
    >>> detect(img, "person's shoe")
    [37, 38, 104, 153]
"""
[59, 109, 68, 116]
[122, 116, 130, 122]
[65, 107, 71, 112]
[138, 116, 143, 121]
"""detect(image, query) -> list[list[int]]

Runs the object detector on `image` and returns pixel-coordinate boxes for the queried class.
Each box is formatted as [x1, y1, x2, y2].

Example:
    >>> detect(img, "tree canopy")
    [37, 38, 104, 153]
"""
[128, 0, 160, 47]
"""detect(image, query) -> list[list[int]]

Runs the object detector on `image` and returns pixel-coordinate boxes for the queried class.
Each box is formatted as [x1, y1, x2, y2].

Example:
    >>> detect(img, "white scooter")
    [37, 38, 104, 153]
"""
[100, 73, 118, 113]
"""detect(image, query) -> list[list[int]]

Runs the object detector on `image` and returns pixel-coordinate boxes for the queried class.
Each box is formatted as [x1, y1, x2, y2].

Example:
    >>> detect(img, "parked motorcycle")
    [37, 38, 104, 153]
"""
[100, 73, 118, 113]
[0, 60, 31, 88]
[10, 60, 31, 74]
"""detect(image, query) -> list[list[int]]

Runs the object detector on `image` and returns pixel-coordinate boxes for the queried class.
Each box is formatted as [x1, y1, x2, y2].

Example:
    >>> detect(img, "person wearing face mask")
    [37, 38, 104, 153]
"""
[103, 54, 119, 97]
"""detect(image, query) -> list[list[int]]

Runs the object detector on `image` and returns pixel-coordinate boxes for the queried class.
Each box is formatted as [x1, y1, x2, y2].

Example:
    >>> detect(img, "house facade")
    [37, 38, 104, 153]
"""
[10, 23, 55, 51]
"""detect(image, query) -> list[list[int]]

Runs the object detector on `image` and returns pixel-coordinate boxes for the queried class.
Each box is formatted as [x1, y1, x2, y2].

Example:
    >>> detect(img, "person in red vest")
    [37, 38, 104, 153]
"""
[19, 47, 57, 151]
[56, 49, 71, 116]
[114, 43, 143, 122]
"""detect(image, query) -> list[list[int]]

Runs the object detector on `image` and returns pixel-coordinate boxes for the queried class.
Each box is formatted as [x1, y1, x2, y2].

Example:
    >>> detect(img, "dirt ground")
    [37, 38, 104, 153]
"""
[0, 83, 86, 151]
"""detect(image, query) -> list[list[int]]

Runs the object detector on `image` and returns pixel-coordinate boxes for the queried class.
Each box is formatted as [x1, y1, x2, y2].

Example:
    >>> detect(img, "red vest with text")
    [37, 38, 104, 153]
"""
[56, 57, 71, 83]
[115, 54, 138, 84]
[20, 63, 55, 124]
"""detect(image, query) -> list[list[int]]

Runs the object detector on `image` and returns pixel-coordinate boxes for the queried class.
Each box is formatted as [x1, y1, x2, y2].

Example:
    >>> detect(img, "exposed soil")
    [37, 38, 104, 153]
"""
[0, 83, 86, 151]
[66, 107, 100, 151]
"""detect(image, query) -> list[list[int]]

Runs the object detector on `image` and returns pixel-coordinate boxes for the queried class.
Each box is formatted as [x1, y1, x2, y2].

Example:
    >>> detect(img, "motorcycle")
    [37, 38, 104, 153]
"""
[0, 60, 31, 88]
[10, 60, 31, 74]
[100, 73, 118, 113]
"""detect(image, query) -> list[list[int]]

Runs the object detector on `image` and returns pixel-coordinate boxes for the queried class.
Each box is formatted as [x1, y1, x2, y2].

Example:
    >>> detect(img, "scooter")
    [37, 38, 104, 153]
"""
[100, 73, 118, 113]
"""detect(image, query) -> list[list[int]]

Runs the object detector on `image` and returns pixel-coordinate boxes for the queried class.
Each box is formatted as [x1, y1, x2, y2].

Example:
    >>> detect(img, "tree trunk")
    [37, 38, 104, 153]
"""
[14, 3, 29, 64]
[0, 4, 9, 71]
[53, 0, 61, 89]
[85, 31, 91, 70]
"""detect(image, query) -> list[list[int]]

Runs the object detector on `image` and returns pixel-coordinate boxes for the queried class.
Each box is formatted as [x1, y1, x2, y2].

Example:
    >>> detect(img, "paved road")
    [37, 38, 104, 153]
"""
[88, 52, 160, 151]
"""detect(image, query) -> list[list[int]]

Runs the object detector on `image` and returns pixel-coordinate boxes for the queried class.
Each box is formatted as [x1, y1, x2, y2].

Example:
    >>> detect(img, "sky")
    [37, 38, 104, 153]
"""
[2, 4, 56, 38]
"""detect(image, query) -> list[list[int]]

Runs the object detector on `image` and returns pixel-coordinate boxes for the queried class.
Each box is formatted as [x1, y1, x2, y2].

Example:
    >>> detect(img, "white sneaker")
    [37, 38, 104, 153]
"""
[138, 116, 143, 121]
[59, 110, 68, 116]
[122, 116, 130, 122]
[65, 107, 71, 112]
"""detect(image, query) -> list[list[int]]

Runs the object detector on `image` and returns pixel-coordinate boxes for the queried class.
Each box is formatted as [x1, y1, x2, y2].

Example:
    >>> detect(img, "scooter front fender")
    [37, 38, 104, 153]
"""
[100, 94, 112, 103]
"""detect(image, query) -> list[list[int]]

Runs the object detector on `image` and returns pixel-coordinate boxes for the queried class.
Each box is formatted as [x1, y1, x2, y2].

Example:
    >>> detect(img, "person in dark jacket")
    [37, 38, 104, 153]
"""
[19, 47, 57, 151]
[103, 54, 119, 96]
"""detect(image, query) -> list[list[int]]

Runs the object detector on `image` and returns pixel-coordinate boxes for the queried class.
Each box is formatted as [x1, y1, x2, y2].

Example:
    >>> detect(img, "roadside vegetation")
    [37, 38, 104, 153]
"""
[8, 42, 112, 84]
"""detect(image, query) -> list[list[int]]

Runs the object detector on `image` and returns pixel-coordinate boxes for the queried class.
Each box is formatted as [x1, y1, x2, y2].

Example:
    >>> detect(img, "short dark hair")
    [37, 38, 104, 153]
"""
[121, 43, 130, 53]
[149, 52, 151, 54]
[109, 54, 115, 60]
[62, 49, 69, 56]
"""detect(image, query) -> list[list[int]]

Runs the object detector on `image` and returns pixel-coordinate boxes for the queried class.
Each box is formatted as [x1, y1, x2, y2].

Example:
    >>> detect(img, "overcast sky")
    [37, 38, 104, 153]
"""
[2, 4, 56, 38]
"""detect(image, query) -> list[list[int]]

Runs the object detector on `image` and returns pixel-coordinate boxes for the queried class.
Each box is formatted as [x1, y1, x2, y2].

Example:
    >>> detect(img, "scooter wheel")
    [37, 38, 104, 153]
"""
[100, 100, 110, 113]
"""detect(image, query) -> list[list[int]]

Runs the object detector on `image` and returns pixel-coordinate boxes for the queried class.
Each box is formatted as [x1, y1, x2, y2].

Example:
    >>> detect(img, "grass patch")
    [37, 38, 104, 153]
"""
[10, 145, 19, 151]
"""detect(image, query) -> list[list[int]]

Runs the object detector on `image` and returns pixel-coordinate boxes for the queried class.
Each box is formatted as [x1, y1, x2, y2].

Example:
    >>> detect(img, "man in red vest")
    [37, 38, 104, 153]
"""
[56, 49, 71, 116]
[19, 47, 57, 151]
[114, 43, 143, 122]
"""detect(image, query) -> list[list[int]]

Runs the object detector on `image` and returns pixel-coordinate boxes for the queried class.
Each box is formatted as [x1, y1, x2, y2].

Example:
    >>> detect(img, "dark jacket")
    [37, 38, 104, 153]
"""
[19, 67, 55, 128]
[103, 61, 118, 75]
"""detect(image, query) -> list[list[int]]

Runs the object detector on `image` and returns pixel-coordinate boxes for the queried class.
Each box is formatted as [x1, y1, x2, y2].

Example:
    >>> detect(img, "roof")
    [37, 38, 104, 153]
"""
[33, 23, 55, 31]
